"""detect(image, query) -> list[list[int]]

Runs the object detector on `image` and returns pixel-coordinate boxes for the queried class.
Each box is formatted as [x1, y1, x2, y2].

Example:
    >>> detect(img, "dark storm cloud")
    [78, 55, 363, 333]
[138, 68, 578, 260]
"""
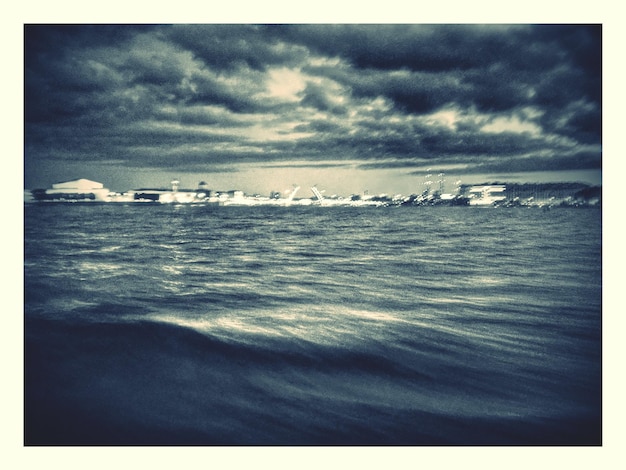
[293, 119, 343, 134]
[166, 24, 307, 72]
[466, 151, 602, 174]
[24, 24, 601, 187]
[155, 105, 252, 127]
[272, 24, 528, 72]
[290, 24, 601, 137]
[299, 81, 349, 114]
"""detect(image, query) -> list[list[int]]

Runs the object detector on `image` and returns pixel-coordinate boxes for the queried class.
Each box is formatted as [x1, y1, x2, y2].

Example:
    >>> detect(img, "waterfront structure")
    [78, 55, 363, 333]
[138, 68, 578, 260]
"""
[128, 188, 204, 203]
[467, 185, 507, 206]
[30, 178, 111, 202]
[124, 179, 206, 203]
[24, 178, 599, 207]
[222, 186, 304, 206]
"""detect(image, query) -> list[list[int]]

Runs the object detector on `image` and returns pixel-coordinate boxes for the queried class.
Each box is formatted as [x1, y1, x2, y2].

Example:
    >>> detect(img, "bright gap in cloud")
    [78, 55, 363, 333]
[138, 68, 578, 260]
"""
[265, 67, 306, 102]
[426, 108, 461, 130]
[481, 114, 542, 135]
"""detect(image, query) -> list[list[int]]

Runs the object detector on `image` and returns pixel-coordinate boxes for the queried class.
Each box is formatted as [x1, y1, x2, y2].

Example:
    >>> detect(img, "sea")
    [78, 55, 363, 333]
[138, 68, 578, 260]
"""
[23, 203, 602, 446]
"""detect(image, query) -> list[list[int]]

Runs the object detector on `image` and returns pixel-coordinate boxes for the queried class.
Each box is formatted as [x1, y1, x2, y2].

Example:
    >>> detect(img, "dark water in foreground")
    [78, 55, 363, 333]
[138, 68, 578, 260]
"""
[24, 204, 602, 445]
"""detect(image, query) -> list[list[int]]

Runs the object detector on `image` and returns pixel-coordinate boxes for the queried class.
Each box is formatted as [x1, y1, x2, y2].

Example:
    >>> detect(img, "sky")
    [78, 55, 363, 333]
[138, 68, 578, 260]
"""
[10, 11, 626, 467]
[24, 24, 602, 195]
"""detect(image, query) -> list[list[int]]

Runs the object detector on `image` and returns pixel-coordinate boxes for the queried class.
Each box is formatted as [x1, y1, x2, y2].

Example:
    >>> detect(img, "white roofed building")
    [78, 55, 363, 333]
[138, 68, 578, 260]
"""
[51, 179, 105, 190]
[32, 179, 111, 202]
[467, 185, 507, 206]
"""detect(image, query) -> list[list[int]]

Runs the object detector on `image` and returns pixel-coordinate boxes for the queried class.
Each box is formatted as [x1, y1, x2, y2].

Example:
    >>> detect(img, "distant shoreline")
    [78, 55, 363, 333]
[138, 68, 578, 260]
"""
[24, 180, 601, 208]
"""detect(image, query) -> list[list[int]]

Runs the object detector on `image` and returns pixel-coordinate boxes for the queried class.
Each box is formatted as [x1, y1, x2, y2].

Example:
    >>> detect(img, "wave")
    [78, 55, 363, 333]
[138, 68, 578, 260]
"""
[24, 315, 600, 445]
[24, 206, 602, 445]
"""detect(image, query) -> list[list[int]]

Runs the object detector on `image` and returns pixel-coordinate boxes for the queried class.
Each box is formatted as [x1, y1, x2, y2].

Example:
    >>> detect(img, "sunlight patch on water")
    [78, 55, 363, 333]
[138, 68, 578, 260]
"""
[214, 317, 284, 337]
[148, 314, 287, 339]
[462, 275, 510, 287]
[145, 303, 408, 345]
[426, 295, 487, 305]
[331, 307, 403, 323]
[99, 245, 122, 252]
[77, 261, 123, 272]
[161, 264, 183, 275]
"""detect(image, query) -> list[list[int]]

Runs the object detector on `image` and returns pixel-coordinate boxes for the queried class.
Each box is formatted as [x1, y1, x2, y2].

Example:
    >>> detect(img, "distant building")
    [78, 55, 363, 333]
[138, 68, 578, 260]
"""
[127, 181, 210, 203]
[127, 188, 201, 203]
[467, 185, 507, 206]
[30, 178, 111, 202]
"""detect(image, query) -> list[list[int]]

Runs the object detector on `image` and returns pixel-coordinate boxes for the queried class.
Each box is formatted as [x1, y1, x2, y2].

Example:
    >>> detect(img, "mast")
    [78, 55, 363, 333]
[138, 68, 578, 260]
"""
[310, 186, 325, 205]
[286, 185, 300, 203]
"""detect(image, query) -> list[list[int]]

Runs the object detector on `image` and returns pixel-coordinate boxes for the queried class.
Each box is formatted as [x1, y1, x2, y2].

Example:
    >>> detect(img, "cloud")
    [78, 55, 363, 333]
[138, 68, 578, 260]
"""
[24, 24, 602, 190]
[167, 24, 307, 72]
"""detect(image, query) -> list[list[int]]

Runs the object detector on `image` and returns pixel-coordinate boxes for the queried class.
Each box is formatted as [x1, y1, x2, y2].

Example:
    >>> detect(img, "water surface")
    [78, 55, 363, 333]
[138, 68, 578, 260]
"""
[24, 204, 602, 445]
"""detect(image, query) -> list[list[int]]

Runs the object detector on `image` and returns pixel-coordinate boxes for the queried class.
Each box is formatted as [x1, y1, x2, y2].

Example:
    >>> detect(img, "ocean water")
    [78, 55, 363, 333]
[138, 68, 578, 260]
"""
[23, 204, 602, 445]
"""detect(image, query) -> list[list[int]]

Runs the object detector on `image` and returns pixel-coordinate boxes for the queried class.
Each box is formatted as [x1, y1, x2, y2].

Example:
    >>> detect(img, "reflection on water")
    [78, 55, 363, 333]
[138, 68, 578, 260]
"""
[24, 205, 601, 445]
